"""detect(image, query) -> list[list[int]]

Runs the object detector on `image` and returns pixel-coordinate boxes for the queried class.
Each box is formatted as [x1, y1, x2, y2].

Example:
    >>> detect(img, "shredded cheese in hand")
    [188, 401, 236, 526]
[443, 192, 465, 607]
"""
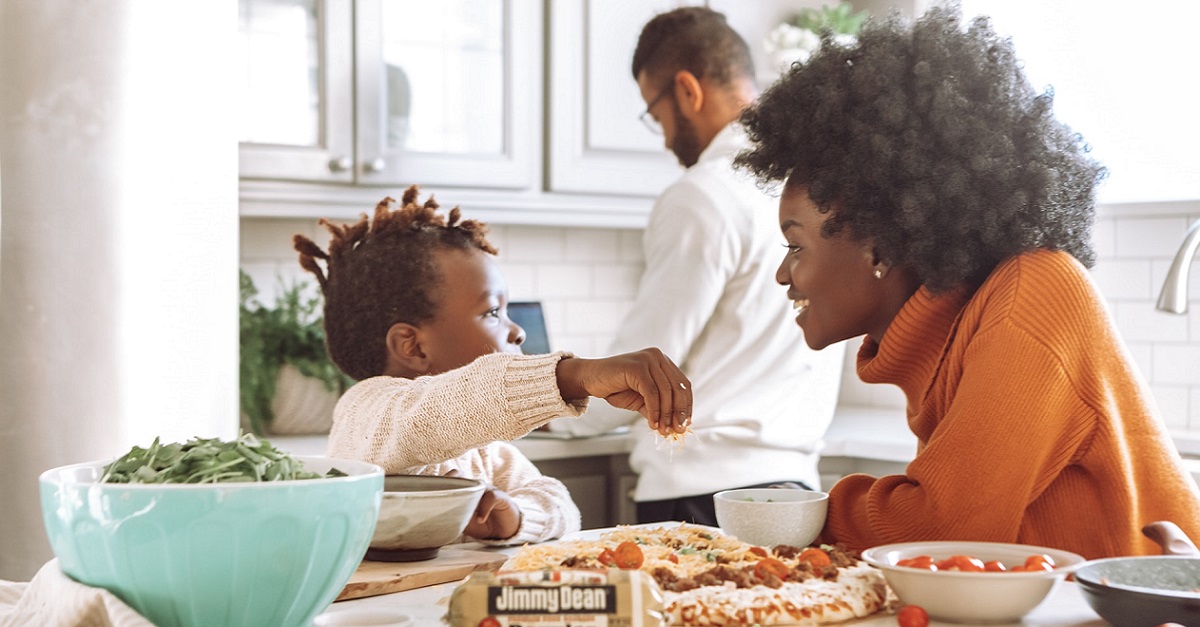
[654, 425, 694, 457]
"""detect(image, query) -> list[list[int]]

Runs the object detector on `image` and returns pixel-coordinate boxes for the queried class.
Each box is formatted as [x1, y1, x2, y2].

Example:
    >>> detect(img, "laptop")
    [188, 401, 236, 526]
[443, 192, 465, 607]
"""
[508, 301, 551, 355]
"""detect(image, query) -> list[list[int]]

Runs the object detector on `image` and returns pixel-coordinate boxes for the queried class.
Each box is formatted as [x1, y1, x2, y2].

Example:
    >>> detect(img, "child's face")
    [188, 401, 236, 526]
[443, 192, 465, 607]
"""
[420, 247, 526, 374]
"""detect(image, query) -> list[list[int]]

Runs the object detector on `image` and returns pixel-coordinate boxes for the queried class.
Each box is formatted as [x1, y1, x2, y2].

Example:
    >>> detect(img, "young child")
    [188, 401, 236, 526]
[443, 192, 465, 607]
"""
[293, 186, 692, 545]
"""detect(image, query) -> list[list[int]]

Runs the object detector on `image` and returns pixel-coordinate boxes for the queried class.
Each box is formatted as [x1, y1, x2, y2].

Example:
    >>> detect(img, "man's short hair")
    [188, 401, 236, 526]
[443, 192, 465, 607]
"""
[631, 6, 754, 87]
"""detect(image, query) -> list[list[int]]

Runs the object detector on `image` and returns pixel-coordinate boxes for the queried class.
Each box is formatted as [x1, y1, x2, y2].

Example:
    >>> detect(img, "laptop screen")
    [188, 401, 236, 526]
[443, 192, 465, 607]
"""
[508, 302, 551, 355]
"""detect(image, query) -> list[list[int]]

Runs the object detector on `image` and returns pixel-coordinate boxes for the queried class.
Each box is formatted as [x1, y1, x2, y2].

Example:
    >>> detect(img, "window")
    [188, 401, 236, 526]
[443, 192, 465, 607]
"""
[960, 0, 1200, 204]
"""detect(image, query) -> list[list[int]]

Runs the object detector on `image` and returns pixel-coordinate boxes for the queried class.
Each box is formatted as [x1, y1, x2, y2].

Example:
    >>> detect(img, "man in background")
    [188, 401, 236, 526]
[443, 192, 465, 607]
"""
[550, 6, 844, 526]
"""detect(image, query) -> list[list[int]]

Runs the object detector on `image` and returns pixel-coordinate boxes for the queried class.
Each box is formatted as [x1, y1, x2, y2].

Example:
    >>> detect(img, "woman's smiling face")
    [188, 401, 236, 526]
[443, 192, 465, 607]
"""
[775, 182, 899, 350]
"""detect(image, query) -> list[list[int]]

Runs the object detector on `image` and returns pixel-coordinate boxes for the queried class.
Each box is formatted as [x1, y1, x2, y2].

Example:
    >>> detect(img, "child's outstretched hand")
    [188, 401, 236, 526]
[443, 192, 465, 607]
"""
[556, 348, 692, 436]
[463, 486, 521, 541]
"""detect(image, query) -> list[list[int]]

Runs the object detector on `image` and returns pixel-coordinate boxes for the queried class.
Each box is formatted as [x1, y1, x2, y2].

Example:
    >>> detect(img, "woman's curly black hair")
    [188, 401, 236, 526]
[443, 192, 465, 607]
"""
[735, 4, 1107, 292]
[293, 186, 496, 380]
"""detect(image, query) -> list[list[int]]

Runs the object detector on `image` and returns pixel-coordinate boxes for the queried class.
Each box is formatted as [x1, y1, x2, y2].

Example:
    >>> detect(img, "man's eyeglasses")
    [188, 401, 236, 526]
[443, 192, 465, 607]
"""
[639, 81, 674, 135]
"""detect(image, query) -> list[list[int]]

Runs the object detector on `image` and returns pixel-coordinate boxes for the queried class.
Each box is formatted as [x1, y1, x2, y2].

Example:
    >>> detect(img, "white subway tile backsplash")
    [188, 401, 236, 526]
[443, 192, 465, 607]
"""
[241, 218, 315, 260]
[1090, 259, 1152, 300]
[540, 301, 569, 340]
[537, 264, 593, 299]
[564, 299, 631, 336]
[1191, 389, 1200, 430]
[593, 264, 643, 298]
[1115, 302, 1191, 343]
[485, 224, 509, 254]
[1114, 216, 1191, 258]
[1152, 385, 1190, 429]
[1092, 217, 1116, 258]
[619, 229, 645, 262]
[1153, 344, 1200, 386]
[504, 226, 566, 261]
[565, 229, 621, 262]
[1124, 342, 1155, 381]
[498, 263, 537, 300]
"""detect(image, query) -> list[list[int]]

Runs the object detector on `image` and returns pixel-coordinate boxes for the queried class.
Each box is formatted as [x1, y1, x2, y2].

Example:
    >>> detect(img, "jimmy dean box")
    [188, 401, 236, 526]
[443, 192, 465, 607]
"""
[448, 569, 665, 627]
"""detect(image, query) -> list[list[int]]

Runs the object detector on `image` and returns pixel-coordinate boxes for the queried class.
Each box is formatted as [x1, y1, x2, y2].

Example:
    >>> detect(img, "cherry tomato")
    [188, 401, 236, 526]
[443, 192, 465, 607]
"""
[667, 552, 679, 564]
[936, 555, 985, 572]
[983, 560, 1007, 572]
[896, 555, 936, 570]
[797, 547, 832, 568]
[897, 604, 930, 627]
[613, 541, 644, 569]
[754, 557, 790, 580]
[597, 548, 616, 566]
[1025, 554, 1055, 570]
[748, 546, 769, 558]
[479, 618, 501, 627]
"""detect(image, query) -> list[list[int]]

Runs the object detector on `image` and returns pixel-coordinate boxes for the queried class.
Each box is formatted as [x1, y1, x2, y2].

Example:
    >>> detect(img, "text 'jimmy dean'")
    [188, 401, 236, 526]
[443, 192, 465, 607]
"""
[489, 585, 617, 614]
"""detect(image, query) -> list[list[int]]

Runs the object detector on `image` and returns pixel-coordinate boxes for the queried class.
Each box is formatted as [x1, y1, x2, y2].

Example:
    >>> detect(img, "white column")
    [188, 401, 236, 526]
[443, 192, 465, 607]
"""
[0, 0, 239, 580]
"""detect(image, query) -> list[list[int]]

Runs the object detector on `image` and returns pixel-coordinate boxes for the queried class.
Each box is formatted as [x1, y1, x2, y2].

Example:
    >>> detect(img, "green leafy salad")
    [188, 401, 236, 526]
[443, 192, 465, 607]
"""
[100, 433, 345, 484]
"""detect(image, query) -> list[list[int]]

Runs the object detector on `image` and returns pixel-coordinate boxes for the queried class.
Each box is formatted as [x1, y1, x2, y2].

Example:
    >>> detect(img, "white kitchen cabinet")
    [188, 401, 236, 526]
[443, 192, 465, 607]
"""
[239, 0, 539, 190]
[237, 0, 880, 226]
[545, 0, 683, 197]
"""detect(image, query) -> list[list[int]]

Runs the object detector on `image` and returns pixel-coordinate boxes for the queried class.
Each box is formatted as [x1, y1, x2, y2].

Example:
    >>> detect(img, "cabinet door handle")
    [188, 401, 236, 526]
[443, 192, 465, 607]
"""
[327, 156, 352, 173]
[363, 158, 386, 174]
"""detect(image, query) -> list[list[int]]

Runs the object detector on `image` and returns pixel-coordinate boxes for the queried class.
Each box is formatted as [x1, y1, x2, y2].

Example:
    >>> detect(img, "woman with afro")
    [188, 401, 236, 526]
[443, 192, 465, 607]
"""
[734, 4, 1200, 559]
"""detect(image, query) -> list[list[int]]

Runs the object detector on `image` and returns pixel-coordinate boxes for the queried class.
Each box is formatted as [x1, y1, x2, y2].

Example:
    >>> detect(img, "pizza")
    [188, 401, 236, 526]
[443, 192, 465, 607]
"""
[503, 524, 890, 625]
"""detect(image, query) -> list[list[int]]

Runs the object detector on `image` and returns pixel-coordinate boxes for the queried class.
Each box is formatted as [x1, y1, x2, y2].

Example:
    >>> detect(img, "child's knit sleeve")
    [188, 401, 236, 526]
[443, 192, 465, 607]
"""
[471, 442, 582, 545]
[326, 351, 587, 472]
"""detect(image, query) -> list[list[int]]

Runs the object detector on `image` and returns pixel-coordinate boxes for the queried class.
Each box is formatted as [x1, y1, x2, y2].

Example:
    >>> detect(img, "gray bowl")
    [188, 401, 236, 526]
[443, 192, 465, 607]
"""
[1076, 555, 1200, 627]
[366, 475, 485, 562]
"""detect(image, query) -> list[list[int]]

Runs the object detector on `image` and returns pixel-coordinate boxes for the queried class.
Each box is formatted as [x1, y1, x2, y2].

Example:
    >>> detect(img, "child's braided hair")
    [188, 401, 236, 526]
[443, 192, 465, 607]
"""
[294, 186, 496, 380]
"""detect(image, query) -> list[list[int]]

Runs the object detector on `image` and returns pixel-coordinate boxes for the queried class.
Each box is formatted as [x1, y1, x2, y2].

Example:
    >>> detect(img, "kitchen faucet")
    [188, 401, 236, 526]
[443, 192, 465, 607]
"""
[1156, 219, 1200, 314]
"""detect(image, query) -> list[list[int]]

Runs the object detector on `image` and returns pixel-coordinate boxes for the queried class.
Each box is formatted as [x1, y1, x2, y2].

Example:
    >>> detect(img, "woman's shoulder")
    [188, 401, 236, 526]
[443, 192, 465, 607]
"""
[974, 248, 1108, 338]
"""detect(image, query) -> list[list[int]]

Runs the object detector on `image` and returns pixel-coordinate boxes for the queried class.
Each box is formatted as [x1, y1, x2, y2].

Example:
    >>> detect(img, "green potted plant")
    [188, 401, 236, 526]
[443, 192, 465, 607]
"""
[239, 270, 352, 435]
[764, 2, 868, 72]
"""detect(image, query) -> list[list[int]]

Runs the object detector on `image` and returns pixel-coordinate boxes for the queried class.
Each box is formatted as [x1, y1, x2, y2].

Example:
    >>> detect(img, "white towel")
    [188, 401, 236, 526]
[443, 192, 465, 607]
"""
[0, 560, 152, 627]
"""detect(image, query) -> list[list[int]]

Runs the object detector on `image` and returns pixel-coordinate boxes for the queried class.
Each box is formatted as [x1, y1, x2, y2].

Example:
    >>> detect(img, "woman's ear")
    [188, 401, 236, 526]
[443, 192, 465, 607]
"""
[385, 322, 430, 376]
[866, 243, 890, 280]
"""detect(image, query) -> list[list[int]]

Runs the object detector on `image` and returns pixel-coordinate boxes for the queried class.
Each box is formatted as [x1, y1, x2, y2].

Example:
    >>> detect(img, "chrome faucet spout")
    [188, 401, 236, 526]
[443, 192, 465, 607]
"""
[1157, 219, 1200, 314]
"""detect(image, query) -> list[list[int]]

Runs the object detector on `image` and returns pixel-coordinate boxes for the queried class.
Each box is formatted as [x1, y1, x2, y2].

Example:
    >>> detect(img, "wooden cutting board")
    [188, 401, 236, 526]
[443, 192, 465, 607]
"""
[335, 547, 509, 601]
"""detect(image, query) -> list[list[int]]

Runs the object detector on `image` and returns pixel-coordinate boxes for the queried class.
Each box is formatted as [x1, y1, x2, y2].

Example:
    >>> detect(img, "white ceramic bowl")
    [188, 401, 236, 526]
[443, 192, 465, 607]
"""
[861, 541, 1086, 624]
[367, 475, 485, 561]
[712, 488, 828, 548]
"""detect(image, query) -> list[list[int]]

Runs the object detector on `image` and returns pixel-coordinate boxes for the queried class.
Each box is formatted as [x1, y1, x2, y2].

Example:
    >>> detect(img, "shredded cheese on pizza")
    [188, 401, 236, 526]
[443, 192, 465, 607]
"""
[503, 524, 889, 625]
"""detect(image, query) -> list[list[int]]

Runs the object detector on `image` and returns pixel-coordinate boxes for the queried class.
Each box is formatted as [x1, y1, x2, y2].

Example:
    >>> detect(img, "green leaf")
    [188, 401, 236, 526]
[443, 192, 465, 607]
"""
[239, 270, 354, 434]
[100, 433, 344, 483]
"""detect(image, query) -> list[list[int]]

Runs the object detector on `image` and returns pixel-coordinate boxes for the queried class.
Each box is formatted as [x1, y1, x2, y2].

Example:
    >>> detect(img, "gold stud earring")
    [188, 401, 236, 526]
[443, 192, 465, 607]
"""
[874, 269, 884, 279]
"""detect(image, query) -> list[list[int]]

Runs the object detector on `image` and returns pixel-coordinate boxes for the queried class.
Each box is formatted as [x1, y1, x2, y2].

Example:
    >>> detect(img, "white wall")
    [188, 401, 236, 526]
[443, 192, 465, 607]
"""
[0, 1, 239, 580]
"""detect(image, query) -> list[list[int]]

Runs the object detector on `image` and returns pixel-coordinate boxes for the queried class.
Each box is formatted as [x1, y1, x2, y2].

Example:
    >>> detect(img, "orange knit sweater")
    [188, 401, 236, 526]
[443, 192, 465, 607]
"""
[824, 249, 1200, 559]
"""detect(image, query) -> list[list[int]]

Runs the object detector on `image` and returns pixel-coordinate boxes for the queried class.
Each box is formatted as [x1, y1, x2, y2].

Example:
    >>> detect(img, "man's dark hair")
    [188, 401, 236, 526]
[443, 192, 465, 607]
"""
[631, 6, 754, 86]
[736, 5, 1106, 292]
[293, 186, 496, 380]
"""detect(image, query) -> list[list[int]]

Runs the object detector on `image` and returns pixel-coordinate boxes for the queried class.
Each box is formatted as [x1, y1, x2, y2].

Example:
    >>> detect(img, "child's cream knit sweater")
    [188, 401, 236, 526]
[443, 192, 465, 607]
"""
[328, 351, 586, 545]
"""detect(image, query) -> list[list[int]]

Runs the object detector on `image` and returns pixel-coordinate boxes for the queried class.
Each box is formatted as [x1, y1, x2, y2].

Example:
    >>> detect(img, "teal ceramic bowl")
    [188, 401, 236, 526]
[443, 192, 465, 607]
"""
[40, 455, 383, 627]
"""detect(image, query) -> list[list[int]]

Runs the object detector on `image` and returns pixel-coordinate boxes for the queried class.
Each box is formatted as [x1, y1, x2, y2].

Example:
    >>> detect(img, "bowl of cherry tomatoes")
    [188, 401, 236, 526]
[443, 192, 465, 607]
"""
[860, 541, 1086, 624]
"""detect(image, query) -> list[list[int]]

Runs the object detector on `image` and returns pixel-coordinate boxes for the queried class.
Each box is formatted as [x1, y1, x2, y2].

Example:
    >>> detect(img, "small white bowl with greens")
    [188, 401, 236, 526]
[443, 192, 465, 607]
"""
[713, 487, 829, 548]
[39, 434, 383, 627]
